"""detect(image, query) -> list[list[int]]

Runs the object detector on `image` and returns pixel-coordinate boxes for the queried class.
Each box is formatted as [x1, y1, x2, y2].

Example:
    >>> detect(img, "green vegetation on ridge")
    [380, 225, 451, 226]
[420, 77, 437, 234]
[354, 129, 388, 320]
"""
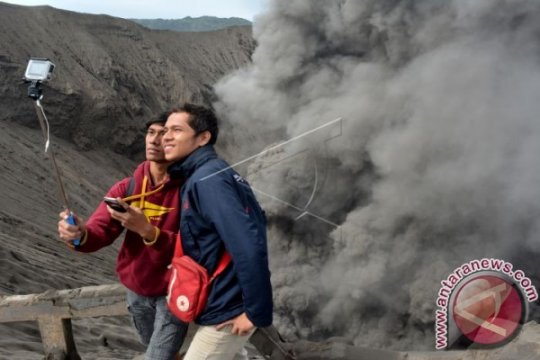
[130, 16, 251, 32]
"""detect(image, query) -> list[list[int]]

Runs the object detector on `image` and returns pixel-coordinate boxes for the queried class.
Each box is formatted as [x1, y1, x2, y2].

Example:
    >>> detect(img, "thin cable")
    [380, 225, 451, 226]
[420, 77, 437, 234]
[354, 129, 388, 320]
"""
[33, 99, 71, 210]
[36, 99, 51, 152]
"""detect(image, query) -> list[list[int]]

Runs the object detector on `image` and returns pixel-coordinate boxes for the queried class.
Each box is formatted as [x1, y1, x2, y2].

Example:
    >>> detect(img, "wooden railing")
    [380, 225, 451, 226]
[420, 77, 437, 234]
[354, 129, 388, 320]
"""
[0, 284, 128, 360]
[0, 284, 472, 360]
[0, 284, 301, 360]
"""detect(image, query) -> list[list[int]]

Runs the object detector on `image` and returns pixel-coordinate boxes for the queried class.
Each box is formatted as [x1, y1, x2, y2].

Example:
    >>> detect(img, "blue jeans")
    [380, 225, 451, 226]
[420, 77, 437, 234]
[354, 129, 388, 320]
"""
[126, 289, 188, 360]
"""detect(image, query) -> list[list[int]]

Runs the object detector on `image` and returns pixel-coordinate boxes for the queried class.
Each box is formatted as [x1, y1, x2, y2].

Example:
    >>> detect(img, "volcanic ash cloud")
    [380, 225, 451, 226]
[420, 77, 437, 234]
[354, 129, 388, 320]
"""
[214, 0, 540, 350]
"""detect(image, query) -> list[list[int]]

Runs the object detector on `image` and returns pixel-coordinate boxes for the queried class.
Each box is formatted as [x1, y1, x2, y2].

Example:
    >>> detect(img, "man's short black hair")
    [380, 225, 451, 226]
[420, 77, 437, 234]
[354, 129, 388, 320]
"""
[167, 103, 219, 144]
[145, 111, 169, 129]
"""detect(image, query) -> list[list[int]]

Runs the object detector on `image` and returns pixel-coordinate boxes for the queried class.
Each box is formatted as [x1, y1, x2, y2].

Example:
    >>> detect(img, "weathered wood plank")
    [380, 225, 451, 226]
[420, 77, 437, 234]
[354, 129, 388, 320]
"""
[38, 317, 80, 360]
[0, 284, 128, 323]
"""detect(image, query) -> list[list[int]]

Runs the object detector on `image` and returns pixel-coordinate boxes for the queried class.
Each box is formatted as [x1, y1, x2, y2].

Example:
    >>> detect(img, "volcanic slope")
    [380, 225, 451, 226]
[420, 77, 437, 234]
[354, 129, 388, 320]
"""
[0, 2, 254, 358]
[0, 1, 255, 157]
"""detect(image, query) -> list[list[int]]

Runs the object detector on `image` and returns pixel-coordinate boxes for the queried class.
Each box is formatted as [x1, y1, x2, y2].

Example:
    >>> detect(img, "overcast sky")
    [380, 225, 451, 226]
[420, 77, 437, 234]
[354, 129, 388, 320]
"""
[2, 0, 268, 20]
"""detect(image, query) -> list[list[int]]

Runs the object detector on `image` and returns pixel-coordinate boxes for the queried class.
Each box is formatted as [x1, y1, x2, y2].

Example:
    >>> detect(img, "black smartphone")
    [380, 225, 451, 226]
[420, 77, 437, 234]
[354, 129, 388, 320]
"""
[103, 197, 127, 213]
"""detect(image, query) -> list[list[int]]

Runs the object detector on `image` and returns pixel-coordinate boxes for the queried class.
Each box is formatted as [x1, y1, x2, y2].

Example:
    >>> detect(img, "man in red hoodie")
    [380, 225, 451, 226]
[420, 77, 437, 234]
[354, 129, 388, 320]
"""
[57, 114, 187, 360]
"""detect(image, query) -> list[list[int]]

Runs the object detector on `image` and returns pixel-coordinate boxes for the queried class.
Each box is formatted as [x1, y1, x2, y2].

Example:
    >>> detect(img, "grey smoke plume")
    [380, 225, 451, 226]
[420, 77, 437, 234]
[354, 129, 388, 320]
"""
[214, 0, 540, 350]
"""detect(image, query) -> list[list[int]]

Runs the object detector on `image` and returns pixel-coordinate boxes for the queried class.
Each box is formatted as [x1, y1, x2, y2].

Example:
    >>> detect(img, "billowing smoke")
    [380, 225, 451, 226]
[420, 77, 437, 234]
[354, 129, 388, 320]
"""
[214, 0, 540, 350]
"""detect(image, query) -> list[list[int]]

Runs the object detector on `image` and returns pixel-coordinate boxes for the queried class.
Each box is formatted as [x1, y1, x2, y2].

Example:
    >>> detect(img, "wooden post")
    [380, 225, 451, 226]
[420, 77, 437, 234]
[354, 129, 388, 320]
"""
[37, 316, 80, 360]
[0, 284, 127, 359]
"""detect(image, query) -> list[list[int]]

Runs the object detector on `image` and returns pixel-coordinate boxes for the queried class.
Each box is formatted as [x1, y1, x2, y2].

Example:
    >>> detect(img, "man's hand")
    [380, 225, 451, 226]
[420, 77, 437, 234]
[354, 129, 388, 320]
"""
[58, 210, 86, 246]
[215, 312, 255, 336]
[106, 198, 155, 240]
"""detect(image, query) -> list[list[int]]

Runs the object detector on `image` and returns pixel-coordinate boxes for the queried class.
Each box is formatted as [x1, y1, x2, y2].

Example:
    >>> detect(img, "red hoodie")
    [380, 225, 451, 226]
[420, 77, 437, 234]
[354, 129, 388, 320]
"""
[77, 161, 182, 296]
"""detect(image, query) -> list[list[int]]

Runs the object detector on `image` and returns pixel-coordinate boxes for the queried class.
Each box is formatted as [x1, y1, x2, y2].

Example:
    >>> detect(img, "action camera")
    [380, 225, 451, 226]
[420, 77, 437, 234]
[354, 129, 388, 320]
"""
[24, 58, 55, 82]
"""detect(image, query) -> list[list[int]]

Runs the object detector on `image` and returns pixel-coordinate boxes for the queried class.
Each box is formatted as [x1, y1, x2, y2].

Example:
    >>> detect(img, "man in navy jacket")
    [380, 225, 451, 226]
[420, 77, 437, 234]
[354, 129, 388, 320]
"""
[163, 103, 272, 359]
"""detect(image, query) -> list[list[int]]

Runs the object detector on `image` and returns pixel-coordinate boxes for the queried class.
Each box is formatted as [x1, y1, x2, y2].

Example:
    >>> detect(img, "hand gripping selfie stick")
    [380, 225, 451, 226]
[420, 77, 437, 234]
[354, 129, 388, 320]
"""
[24, 58, 80, 246]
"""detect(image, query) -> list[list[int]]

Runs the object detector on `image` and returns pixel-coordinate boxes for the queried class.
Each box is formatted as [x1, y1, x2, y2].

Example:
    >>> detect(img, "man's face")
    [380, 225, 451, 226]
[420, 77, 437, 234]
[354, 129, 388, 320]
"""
[145, 123, 167, 163]
[163, 112, 208, 162]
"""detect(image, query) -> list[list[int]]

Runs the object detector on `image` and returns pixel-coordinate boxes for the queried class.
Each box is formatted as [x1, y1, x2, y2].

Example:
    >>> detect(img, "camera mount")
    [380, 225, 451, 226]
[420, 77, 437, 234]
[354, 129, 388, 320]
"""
[27, 80, 43, 100]
[24, 58, 54, 101]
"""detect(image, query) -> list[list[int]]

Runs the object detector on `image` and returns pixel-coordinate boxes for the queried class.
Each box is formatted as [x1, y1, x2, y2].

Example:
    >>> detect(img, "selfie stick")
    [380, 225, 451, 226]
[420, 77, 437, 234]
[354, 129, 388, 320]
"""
[28, 81, 80, 246]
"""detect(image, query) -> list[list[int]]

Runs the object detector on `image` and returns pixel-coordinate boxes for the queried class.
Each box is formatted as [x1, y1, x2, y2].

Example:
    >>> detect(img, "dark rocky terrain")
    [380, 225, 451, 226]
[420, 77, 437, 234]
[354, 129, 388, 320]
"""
[0, 2, 254, 358]
[0, 1, 255, 158]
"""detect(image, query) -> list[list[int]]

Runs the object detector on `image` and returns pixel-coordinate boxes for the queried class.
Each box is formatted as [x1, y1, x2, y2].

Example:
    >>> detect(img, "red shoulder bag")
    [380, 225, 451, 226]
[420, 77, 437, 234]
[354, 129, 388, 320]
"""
[166, 233, 232, 322]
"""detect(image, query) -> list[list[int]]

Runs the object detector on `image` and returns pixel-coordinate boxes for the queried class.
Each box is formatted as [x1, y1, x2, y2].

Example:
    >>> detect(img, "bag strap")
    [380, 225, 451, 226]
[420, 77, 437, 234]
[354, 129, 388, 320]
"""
[125, 176, 135, 197]
[210, 251, 232, 281]
[173, 233, 232, 280]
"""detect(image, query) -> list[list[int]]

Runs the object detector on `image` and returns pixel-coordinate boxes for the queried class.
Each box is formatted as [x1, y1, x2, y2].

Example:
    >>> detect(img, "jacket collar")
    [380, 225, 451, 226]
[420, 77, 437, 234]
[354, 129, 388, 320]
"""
[168, 145, 217, 179]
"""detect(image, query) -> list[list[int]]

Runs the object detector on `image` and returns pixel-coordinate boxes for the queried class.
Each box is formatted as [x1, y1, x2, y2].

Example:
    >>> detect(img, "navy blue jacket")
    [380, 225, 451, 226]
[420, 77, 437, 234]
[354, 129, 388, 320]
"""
[168, 145, 273, 327]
